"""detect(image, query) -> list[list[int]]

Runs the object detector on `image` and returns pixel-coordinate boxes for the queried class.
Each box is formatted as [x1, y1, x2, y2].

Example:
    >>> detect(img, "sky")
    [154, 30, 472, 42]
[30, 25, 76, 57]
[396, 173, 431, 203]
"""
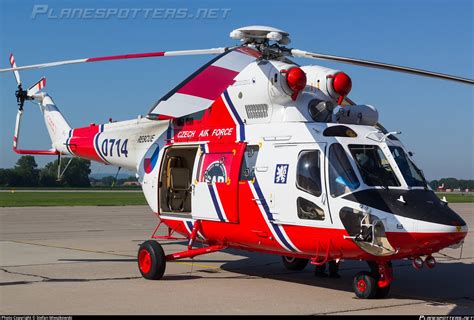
[0, 0, 472, 180]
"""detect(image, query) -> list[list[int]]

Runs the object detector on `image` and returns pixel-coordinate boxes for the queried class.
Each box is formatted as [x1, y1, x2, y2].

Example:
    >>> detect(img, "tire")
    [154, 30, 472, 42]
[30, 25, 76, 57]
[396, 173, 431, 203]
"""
[366, 261, 392, 299]
[353, 271, 377, 299]
[282, 256, 309, 271]
[138, 240, 166, 280]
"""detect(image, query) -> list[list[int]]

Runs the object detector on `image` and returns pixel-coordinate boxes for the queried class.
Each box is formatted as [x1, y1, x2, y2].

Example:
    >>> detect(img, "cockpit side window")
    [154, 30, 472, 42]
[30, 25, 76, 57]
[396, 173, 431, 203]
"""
[349, 145, 400, 187]
[296, 150, 322, 197]
[389, 146, 426, 187]
[329, 144, 360, 197]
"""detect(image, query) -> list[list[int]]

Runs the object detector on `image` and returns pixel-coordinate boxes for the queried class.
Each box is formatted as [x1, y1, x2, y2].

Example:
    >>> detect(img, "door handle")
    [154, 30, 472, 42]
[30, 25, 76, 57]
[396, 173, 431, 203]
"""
[321, 193, 326, 205]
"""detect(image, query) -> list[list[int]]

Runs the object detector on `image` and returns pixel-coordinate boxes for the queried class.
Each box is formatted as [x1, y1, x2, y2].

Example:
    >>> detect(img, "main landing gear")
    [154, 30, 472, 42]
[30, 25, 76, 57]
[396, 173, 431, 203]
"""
[281, 256, 309, 271]
[353, 261, 393, 299]
[138, 221, 226, 280]
[137, 240, 227, 280]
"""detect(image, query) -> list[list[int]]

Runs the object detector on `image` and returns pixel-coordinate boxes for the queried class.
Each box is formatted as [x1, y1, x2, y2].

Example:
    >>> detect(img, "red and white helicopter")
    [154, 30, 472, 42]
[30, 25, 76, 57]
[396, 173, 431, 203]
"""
[2, 26, 472, 299]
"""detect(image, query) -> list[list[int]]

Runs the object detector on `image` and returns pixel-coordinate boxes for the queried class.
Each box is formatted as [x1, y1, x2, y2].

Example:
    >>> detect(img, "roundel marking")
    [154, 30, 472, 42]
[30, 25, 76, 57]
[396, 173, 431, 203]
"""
[144, 144, 160, 174]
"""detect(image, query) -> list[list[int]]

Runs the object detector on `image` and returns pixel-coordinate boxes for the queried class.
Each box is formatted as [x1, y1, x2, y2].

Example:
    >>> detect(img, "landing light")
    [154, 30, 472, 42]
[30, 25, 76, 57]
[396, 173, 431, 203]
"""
[425, 255, 436, 269]
[412, 256, 424, 270]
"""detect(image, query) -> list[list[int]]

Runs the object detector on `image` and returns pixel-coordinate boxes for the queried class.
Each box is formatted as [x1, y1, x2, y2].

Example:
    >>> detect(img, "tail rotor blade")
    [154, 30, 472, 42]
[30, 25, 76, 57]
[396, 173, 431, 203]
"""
[290, 49, 474, 85]
[1, 48, 227, 73]
[9, 54, 21, 85]
[27, 77, 46, 96]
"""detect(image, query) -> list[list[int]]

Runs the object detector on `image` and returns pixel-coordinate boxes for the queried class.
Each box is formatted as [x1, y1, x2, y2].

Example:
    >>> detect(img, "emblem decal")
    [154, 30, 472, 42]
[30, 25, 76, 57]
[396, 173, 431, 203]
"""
[204, 161, 227, 183]
[274, 164, 289, 184]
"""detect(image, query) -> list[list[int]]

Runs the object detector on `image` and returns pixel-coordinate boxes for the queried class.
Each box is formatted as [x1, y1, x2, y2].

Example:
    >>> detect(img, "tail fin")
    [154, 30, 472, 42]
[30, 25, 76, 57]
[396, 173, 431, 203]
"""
[38, 94, 72, 154]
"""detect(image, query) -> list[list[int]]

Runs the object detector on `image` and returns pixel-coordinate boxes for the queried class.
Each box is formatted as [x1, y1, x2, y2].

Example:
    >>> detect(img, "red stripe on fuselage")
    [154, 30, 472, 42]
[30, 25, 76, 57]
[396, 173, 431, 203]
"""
[68, 124, 105, 163]
[158, 181, 468, 261]
[177, 65, 238, 101]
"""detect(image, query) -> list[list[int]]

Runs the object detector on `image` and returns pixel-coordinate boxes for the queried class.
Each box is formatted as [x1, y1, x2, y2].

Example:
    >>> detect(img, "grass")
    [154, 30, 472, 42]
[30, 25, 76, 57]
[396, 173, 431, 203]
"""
[435, 193, 474, 203]
[0, 190, 471, 207]
[0, 191, 147, 207]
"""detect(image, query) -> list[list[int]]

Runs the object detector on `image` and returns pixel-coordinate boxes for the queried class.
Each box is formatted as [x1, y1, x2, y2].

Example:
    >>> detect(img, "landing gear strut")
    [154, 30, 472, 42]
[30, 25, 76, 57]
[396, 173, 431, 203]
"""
[137, 239, 226, 280]
[281, 256, 309, 271]
[138, 221, 227, 280]
[353, 261, 393, 299]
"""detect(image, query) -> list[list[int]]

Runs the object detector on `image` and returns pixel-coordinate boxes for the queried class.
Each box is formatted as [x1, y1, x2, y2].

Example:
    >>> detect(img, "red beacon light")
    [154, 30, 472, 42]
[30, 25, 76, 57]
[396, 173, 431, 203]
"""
[282, 67, 307, 101]
[331, 72, 352, 105]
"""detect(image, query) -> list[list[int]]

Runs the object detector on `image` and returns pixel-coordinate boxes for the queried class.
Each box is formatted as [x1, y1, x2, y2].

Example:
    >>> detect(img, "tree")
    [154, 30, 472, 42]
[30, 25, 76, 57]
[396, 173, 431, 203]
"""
[0, 168, 20, 187]
[39, 162, 60, 187]
[63, 158, 91, 187]
[13, 156, 39, 187]
[40, 157, 92, 187]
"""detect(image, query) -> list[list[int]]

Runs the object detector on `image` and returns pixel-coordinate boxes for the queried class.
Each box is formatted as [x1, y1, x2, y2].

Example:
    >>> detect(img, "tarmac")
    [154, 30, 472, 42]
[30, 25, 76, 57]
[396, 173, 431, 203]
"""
[0, 204, 472, 315]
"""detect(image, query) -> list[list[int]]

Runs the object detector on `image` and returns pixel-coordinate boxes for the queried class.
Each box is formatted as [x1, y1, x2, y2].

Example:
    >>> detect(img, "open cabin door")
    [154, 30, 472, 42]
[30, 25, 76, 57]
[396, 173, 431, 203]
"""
[191, 143, 245, 223]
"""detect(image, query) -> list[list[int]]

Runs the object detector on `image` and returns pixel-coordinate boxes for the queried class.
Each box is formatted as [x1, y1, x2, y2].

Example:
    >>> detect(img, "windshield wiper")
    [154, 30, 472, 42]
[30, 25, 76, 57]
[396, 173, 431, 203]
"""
[408, 158, 428, 190]
[415, 167, 429, 191]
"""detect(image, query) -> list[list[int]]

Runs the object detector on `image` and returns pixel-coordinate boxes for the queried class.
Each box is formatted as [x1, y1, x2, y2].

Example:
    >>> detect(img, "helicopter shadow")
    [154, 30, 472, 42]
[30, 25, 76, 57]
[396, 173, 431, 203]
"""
[215, 248, 474, 314]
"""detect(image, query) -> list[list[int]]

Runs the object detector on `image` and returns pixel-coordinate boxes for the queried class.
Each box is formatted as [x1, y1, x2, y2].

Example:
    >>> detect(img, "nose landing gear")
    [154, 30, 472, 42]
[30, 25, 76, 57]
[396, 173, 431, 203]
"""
[353, 261, 393, 299]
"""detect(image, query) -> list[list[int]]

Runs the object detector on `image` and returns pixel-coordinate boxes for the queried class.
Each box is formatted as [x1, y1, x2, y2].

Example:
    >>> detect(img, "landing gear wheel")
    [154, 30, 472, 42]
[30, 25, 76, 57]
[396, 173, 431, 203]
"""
[366, 261, 393, 299]
[138, 240, 166, 280]
[353, 271, 377, 299]
[281, 256, 309, 271]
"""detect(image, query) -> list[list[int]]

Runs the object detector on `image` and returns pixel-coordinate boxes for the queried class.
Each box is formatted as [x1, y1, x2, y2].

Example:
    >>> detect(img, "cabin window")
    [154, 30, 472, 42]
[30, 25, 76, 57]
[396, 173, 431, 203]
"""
[297, 197, 325, 220]
[296, 150, 322, 197]
[349, 145, 400, 187]
[239, 145, 259, 181]
[328, 143, 360, 197]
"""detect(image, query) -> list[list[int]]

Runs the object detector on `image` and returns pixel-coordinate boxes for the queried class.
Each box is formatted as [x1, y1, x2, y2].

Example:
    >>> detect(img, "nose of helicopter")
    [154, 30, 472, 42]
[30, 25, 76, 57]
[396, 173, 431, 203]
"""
[344, 189, 468, 255]
[413, 216, 468, 251]
[394, 202, 468, 256]
[354, 189, 471, 256]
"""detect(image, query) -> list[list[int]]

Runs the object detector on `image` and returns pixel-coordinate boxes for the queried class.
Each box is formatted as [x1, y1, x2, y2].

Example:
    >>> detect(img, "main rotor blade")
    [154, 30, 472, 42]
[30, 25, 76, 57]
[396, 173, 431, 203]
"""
[9, 54, 21, 85]
[0, 48, 227, 73]
[291, 49, 474, 85]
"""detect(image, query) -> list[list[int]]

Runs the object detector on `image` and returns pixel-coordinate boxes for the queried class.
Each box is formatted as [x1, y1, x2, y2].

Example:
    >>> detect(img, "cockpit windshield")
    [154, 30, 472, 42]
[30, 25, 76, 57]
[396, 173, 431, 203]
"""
[389, 146, 427, 188]
[349, 145, 400, 188]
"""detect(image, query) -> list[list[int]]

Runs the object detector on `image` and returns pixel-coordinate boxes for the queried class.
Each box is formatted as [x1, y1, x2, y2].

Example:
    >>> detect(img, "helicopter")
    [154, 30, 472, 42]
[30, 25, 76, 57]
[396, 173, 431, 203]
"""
[1, 26, 472, 299]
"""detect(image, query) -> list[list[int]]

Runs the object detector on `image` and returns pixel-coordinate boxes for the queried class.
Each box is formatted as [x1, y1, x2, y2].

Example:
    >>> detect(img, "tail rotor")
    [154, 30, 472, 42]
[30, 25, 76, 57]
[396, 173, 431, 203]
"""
[9, 54, 46, 110]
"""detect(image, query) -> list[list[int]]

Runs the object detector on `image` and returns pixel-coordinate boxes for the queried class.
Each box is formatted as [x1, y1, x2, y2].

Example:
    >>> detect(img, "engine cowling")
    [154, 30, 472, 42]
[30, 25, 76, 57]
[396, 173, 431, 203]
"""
[301, 65, 352, 104]
[333, 104, 379, 126]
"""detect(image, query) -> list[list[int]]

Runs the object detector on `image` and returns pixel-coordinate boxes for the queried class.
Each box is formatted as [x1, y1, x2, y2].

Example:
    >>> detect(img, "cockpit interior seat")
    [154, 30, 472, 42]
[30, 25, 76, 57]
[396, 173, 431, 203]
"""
[167, 166, 191, 212]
